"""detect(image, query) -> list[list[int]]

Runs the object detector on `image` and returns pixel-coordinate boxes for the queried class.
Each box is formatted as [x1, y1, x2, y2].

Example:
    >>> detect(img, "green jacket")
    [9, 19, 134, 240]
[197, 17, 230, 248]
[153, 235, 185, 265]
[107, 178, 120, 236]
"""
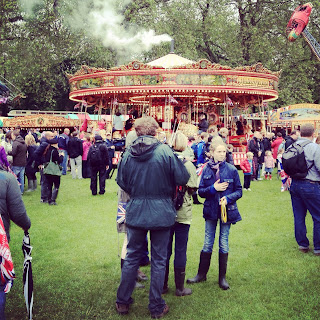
[116, 136, 190, 230]
[175, 152, 198, 224]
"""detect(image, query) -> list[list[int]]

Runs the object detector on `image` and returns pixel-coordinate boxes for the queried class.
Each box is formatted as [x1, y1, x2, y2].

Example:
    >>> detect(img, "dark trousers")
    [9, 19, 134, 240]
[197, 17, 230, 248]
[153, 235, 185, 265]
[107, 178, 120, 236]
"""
[82, 160, 91, 179]
[290, 179, 320, 251]
[41, 170, 47, 200]
[44, 174, 60, 202]
[244, 174, 252, 189]
[166, 222, 190, 268]
[90, 166, 106, 195]
[116, 227, 170, 315]
[252, 156, 258, 179]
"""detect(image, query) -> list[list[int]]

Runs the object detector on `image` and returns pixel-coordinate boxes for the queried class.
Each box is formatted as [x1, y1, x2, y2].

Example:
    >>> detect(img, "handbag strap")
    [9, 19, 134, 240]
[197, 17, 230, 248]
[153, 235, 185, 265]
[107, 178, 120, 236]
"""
[49, 149, 54, 163]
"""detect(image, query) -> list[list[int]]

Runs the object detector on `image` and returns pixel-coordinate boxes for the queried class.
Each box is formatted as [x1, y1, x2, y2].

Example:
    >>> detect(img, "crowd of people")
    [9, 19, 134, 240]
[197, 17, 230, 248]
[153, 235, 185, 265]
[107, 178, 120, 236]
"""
[0, 118, 320, 319]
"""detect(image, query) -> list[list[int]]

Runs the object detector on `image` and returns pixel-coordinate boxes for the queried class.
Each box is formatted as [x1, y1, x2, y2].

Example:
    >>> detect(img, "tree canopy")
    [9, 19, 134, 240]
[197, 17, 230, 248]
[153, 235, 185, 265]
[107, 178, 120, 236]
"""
[0, 0, 319, 114]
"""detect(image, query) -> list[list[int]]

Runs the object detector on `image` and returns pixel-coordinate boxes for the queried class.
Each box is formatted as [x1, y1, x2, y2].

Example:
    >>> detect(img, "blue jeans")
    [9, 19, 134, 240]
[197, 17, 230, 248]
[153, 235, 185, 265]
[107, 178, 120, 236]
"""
[12, 166, 25, 193]
[60, 149, 68, 175]
[202, 219, 231, 254]
[0, 285, 6, 320]
[290, 179, 320, 251]
[167, 222, 190, 268]
[116, 227, 170, 315]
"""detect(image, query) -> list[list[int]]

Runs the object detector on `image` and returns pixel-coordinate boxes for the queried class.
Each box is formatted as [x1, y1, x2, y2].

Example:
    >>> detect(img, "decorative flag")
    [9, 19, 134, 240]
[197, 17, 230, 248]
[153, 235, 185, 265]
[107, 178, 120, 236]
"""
[73, 103, 80, 110]
[168, 95, 178, 104]
[0, 216, 15, 293]
[226, 96, 234, 107]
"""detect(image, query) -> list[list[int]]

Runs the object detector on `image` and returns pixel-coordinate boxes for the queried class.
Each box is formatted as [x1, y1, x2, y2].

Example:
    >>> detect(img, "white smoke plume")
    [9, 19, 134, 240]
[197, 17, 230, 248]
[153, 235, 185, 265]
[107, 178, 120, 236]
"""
[18, 0, 172, 63]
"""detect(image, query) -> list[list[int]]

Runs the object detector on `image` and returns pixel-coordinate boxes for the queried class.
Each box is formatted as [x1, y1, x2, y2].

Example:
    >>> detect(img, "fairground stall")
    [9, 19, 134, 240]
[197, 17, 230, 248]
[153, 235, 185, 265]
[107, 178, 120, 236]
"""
[68, 50, 280, 165]
[269, 103, 320, 132]
[2, 114, 80, 131]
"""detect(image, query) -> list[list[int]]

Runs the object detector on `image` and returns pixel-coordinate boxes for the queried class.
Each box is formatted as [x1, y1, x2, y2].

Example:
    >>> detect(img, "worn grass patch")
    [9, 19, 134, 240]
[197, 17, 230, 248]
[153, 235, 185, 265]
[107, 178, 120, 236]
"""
[5, 170, 320, 319]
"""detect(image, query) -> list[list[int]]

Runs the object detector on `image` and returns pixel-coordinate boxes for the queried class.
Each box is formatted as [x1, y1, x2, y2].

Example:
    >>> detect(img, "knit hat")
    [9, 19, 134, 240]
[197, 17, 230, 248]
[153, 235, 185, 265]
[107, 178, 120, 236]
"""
[95, 135, 103, 141]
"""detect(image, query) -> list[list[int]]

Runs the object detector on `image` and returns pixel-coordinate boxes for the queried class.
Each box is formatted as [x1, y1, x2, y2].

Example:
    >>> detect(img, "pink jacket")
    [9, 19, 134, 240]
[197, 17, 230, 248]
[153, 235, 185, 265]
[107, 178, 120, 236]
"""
[82, 140, 92, 160]
[264, 155, 274, 169]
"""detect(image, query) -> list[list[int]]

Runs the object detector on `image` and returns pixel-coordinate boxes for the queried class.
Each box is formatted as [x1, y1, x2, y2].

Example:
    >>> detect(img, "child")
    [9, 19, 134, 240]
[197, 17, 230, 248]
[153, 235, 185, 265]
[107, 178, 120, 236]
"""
[264, 150, 274, 180]
[277, 148, 291, 192]
[240, 152, 254, 191]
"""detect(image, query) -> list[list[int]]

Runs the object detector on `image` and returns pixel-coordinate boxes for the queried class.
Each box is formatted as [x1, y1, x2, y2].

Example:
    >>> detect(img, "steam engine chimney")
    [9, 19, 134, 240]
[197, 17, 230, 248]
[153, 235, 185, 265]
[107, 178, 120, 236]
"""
[170, 39, 174, 53]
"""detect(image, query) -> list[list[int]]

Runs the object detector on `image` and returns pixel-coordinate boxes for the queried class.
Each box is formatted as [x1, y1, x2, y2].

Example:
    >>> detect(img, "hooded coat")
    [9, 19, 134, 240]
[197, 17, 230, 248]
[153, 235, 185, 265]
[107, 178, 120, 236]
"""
[116, 135, 190, 230]
[11, 135, 27, 167]
[0, 168, 31, 241]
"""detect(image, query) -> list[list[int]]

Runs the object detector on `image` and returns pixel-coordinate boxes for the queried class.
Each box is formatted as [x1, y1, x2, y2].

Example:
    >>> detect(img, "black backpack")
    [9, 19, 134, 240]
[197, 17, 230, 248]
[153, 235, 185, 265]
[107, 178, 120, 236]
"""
[173, 158, 187, 210]
[90, 144, 102, 166]
[282, 140, 313, 179]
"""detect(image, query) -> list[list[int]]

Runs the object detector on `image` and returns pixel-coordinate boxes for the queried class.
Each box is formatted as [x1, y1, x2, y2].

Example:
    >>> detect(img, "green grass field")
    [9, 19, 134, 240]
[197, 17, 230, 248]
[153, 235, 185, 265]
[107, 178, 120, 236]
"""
[5, 170, 320, 320]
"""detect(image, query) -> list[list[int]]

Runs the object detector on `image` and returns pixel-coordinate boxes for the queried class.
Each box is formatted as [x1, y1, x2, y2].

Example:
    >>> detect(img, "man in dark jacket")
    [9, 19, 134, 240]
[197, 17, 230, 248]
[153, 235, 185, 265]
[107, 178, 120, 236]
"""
[67, 131, 83, 179]
[87, 135, 109, 195]
[285, 130, 300, 150]
[34, 131, 55, 203]
[11, 129, 28, 193]
[0, 165, 31, 317]
[115, 117, 189, 318]
[248, 131, 264, 180]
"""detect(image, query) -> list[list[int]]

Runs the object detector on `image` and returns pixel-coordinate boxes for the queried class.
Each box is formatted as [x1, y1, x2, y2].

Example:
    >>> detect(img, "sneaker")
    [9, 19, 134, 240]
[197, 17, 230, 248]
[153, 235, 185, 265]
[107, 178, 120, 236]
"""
[115, 303, 129, 315]
[243, 188, 247, 191]
[137, 269, 148, 282]
[247, 188, 251, 191]
[314, 251, 320, 256]
[298, 246, 310, 253]
[257, 178, 263, 181]
[134, 281, 145, 289]
[151, 304, 169, 319]
[40, 199, 48, 203]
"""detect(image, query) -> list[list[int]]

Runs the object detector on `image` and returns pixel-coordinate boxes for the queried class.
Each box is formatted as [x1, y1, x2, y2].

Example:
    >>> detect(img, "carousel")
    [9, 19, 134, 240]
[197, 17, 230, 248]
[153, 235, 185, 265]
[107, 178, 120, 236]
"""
[68, 48, 280, 164]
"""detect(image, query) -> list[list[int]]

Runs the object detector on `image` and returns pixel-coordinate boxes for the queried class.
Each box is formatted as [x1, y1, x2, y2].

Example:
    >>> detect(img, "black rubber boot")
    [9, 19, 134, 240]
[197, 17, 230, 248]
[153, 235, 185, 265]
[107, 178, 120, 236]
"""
[187, 251, 212, 284]
[33, 179, 37, 190]
[219, 252, 230, 290]
[192, 193, 202, 204]
[174, 267, 192, 296]
[162, 264, 169, 294]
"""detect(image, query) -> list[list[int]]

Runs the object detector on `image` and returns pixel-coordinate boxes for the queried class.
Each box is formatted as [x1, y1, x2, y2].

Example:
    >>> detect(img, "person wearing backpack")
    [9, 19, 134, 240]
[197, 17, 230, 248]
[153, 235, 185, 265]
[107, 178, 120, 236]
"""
[87, 135, 109, 196]
[286, 123, 320, 255]
[163, 131, 197, 297]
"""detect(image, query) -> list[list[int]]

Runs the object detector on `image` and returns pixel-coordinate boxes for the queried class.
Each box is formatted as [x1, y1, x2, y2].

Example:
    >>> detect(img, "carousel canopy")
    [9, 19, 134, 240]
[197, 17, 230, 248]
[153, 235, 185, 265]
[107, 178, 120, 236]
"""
[68, 53, 280, 109]
[147, 53, 195, 68]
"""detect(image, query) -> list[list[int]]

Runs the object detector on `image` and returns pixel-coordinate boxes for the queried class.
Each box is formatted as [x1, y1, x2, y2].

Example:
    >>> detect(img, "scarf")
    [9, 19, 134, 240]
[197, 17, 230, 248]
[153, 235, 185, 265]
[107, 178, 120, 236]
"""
[208, 159, 222, 181]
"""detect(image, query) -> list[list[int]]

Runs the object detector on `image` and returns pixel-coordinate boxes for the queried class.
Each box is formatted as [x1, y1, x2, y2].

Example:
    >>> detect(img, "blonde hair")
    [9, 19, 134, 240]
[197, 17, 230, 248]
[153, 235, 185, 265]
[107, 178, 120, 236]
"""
[265, 150, 272, 156]
[172, 131, 188, 152]
[246, 151, 253, 158]
[25, 134, 36, 146]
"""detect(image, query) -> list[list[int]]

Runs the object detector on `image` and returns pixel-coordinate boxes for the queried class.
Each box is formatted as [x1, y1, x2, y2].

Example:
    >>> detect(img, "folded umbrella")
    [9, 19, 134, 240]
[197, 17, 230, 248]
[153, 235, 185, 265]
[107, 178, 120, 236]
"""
[22, 232, 33, 320]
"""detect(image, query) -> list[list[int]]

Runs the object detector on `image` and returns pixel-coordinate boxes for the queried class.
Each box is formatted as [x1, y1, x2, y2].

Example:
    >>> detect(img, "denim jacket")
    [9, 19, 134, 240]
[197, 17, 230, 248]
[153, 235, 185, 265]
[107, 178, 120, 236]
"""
[198, 161, 242, 224]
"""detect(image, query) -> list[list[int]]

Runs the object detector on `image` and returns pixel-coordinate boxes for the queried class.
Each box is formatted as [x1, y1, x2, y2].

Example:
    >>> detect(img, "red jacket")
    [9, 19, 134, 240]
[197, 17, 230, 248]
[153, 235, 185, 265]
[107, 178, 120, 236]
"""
[271, 137, 284, 159]
[240, 159, 255, 173]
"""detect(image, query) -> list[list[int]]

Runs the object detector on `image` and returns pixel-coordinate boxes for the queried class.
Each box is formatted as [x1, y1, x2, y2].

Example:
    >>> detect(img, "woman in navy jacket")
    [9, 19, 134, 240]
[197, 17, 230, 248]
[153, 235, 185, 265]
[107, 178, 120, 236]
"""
[187, 141, 242, 290]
